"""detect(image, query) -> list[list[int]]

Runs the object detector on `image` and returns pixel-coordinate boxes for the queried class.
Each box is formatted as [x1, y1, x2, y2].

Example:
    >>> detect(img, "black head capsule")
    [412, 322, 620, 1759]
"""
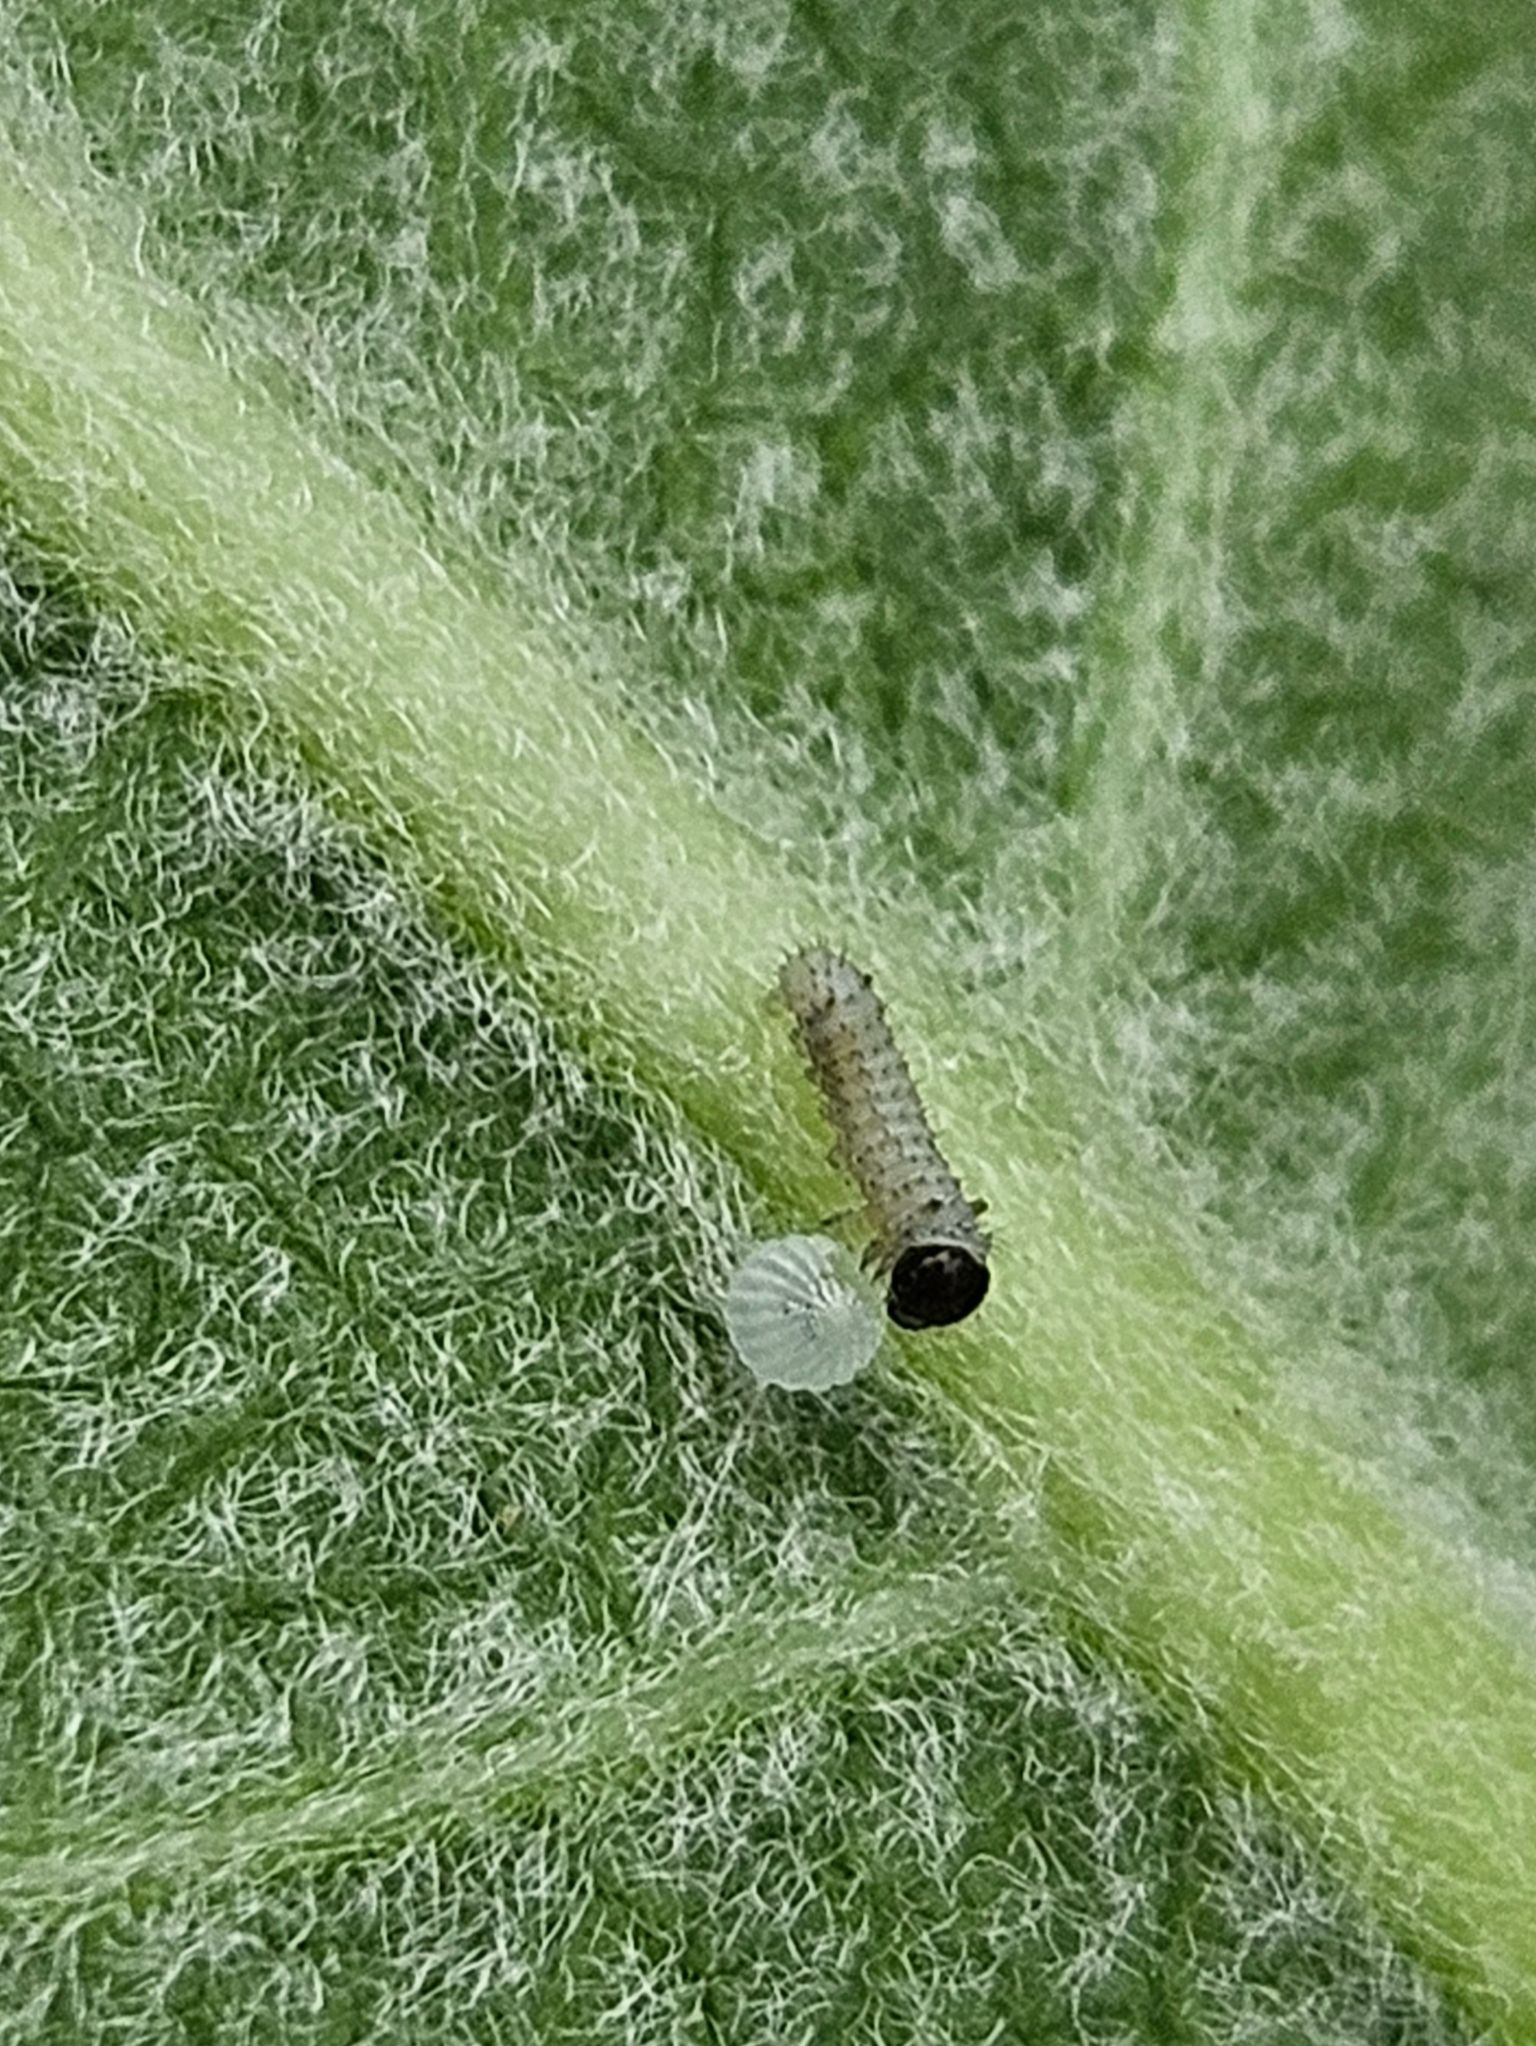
[886, 1241, 991, 1330]
[779, 946, 991, 1330]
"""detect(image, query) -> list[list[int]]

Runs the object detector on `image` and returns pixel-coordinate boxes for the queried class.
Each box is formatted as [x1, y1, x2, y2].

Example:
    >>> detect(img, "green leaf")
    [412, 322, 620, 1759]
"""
[2, 0, 1533, 2037]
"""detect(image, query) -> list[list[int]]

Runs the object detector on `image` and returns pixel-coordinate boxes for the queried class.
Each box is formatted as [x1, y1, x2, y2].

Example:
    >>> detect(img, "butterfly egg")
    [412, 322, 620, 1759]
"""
[778, 946, 990, 1331]
[724, 1234, 884, 1390]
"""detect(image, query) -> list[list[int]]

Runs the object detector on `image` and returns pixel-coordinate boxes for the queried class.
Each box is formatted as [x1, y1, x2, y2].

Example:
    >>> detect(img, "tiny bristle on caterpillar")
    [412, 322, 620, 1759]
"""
[778, 946, 990, 1330]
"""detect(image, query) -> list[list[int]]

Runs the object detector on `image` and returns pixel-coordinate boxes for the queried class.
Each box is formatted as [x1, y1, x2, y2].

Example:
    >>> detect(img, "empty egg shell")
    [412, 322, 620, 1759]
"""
[724, 1234, 884, 1390]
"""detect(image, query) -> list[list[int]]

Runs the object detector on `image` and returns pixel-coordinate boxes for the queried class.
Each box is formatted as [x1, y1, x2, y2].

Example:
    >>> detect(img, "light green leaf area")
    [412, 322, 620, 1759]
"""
[1, 0, 1532, 2039]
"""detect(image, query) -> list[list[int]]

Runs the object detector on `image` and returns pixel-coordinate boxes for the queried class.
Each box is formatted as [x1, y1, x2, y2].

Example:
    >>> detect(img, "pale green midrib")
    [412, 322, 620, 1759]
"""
[0, 1570, 1012, 1904]
[4, 104, 1536, 2042]
[1065, 0, 1265, 993]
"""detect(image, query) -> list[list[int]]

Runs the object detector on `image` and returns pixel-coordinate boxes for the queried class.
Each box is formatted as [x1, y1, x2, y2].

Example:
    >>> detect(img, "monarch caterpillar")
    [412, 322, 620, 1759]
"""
[778, 947, 990, 1330]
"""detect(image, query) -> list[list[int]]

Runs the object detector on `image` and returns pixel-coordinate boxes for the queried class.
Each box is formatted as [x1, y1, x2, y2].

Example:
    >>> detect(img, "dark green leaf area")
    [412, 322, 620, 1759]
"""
[4, 1638, 1475, 2046]
[0, 609, 971, 1819]
[25, 0, 1173, 888]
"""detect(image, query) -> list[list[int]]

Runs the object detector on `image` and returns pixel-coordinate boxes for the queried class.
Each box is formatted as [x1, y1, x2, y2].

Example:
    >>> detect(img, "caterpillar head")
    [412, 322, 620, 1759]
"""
[885, 1241, 990, 1330]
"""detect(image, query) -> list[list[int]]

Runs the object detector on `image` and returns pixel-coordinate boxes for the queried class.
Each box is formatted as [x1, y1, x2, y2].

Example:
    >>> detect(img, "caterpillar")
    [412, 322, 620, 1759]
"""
[778, 946, 990, 1330]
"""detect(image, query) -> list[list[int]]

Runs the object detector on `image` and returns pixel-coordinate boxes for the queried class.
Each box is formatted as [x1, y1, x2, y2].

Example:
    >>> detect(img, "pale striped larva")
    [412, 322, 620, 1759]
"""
[778, 947, 990, 1330]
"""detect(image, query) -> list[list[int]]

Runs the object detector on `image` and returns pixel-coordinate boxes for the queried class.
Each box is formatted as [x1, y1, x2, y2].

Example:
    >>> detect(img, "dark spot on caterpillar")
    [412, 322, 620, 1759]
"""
[778, 946, 991, 1331]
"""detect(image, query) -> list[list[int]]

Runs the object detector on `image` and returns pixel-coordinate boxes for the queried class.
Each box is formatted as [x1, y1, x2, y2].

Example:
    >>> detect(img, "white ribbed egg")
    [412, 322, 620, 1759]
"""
[724, 1235, 884, 1391]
